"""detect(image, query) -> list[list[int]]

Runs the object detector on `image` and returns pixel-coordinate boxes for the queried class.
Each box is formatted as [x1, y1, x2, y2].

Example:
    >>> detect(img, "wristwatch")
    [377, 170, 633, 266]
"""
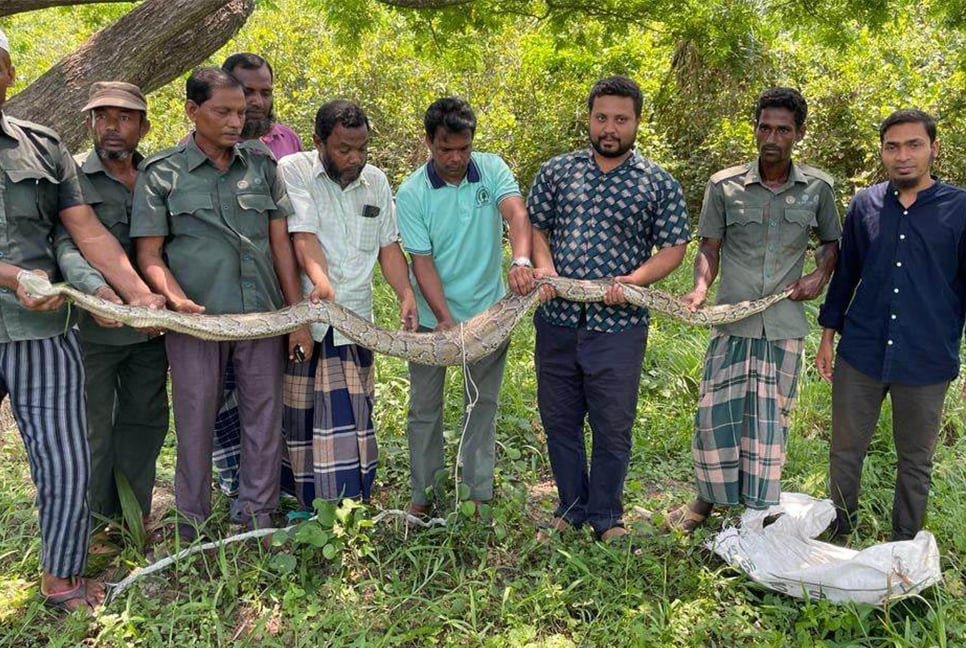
[510, 256, 533, 268]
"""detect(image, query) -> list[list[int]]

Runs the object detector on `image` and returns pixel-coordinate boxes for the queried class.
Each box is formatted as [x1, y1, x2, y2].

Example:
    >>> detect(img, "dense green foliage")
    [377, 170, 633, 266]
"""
[2, 0, 966, 645]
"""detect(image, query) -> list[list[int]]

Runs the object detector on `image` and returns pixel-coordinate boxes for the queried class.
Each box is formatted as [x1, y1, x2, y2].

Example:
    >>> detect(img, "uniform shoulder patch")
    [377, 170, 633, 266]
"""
[798, 163, 835, 188]
[7, 116, 63, 142]
[138, 143, 184, 171]
[709, 163, 751, 184]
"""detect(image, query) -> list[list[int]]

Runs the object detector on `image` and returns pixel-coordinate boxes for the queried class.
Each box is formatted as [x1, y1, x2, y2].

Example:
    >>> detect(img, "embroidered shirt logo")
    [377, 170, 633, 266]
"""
[475, 187, 491, 207]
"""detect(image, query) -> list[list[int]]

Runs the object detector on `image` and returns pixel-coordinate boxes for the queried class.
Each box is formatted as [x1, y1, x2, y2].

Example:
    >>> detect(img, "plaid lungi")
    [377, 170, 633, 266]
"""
[693, 333, 803, 508]
[281, 329, 377, 507]
[212, 362, 240, 497]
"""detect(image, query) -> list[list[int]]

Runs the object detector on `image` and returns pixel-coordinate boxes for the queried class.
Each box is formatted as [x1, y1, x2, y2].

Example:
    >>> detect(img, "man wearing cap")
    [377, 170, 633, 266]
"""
[210, 52, 303, 505]
[132, 67, 307, 541]
[0, 30, 165, 612]
[56, 82, 169, 533]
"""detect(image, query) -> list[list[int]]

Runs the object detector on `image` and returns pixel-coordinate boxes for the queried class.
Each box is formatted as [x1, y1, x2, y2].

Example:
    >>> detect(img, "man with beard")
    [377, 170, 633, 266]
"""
[817, 110, 966, 542]
[396, 97, 534, 519]
[55, 82, 169, 536]
[132, 67, 307, 541]
[276, 100, 416, 513]
[669, 87, 840, 533]
[211, 52, 303, 507]
[528, 75, 690, 542]
[0, 27, 165, 612]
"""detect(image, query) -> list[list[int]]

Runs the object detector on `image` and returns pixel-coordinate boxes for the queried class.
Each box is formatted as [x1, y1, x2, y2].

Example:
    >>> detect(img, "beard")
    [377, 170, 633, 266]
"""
[241, 105, 275, 139]
[892, 175, 922, 190]
[322, 152, 362, 187]
[94, 145, 133, 161]
[590, 136, 634, 159]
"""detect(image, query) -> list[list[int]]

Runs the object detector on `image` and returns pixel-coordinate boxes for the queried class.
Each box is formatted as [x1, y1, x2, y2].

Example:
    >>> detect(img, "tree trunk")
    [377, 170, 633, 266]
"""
[4, 0, 255, 149]
[0, 0, 135, 18]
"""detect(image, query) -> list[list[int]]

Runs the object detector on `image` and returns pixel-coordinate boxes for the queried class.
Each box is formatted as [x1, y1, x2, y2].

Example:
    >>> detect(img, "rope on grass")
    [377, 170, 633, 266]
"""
[104, 508, 447, 606]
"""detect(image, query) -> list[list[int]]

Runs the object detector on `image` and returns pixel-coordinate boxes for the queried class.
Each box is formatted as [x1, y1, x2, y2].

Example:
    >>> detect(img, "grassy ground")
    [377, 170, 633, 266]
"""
[2, 256, 966, 646]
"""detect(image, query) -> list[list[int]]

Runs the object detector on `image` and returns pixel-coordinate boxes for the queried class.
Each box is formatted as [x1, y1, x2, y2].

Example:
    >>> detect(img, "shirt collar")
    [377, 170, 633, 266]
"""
[185, 133, 246, 171]
[580, 147, 648, 173]
[426, 157, 481, 189]
[80, 148, 144, 176]
[744, 159, 808, 187]
[0, 113, 15, 140]
[885, 177, 943, 202]
[312, 153, 369, 190]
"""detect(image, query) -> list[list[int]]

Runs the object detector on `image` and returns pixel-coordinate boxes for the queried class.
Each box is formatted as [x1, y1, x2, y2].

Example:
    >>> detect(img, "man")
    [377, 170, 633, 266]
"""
[278, 100, 416, 512]
[396, 97, 533, 517]
[55, 82, 168, 531]
[817, 109, 966, 542]
[0, 29, 164, 612]
[669, 87, 840, 532]
[132, 67, 309, 540]
[212, 52, 303, 503]
[528, 75, 690, 542]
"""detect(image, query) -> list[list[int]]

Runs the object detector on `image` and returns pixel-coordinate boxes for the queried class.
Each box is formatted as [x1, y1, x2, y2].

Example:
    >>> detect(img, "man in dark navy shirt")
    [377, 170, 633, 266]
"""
[817, 109, 966, 541]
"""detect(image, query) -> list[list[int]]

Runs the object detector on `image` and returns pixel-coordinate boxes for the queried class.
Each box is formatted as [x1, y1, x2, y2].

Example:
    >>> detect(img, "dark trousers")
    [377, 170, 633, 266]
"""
[82, 336, 168, 519]
[166, 333, 285, 531]
[829, 357, 949, 540]
[534, 315, 646, 535]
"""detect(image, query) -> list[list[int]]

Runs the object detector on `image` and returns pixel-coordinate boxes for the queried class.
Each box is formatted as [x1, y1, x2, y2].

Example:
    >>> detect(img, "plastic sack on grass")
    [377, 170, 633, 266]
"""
[708, 492, 942, 607]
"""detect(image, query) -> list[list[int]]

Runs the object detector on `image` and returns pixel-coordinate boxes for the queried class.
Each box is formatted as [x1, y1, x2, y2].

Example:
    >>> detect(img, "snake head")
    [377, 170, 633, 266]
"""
[15, 270, 57, 299]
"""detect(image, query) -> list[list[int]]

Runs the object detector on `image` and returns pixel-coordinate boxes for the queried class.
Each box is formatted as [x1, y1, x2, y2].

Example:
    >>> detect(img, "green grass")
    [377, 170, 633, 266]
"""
[2, 251, 966, 646]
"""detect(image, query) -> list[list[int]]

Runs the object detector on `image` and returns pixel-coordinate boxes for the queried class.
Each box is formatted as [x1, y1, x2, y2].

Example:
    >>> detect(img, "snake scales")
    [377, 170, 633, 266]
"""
[17, 271, 789, 366]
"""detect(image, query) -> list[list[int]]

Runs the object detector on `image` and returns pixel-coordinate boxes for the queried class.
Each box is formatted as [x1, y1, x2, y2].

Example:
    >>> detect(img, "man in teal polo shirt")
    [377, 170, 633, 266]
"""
[396, 97, 534, 517]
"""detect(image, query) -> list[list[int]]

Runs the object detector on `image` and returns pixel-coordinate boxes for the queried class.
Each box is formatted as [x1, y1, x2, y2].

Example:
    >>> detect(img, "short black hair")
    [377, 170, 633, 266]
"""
[586, 76, 643, 117]
[314, 100, 370, 141]
[423, 97, 476, 141]
[222, 52, 274, 81]
[879, 109, 937, 143]
[755, 87, 808, 128]
[186, 67, 243, 106]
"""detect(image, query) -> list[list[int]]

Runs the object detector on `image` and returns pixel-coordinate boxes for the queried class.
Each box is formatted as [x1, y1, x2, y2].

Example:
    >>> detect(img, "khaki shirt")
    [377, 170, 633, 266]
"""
[130, 136, 291, 315]
[699, 159, 841, 340]
[0, 114, 90, 342]
[56, 149, 151, 345]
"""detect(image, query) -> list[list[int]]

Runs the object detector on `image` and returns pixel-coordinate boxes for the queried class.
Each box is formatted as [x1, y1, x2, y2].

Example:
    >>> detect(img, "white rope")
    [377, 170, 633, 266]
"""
[105, 507, 448, 606]
[452, 321, 481, 515]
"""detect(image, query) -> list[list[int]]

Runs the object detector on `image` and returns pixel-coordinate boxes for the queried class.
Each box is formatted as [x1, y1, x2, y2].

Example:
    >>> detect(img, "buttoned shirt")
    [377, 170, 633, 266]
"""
[699, 160, 841, 340]
[130, 136, 291, 315]
[528, 148, 691, 332]
[56, 149, 151, 345]
[818, 180, 966, 384]
[397, 152, 520, 327]
[0, 113, 91, 342]
[279, 152, 398, 345]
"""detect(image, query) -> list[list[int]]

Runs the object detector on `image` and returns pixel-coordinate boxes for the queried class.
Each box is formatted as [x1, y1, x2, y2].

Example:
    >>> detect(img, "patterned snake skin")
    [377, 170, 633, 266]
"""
[17, 271, 789, 366]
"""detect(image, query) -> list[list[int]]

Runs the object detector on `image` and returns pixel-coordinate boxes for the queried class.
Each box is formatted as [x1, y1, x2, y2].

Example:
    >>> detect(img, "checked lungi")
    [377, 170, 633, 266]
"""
[281, 328, 377, 507]
[693, 333, 803, 509]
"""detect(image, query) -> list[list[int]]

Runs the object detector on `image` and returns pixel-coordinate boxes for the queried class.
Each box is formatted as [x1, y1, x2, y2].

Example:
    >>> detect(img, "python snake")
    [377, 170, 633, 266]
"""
[17, 271, 789, 366]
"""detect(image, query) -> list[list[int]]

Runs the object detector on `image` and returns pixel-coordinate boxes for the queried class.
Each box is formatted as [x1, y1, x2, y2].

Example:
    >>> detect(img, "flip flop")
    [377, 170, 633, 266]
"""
[535, 516, 570, 544]
[41, 578, 101, 614]
[664, 504, 708, 533]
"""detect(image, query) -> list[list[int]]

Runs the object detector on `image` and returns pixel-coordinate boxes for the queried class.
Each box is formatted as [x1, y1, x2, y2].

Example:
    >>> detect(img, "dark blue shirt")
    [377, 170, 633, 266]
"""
[527, 149, 691, 332]
[818, 180, 966, 384]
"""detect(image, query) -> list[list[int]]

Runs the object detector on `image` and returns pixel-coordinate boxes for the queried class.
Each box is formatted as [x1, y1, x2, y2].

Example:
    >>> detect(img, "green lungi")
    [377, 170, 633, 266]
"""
[693, 333, 803, 509]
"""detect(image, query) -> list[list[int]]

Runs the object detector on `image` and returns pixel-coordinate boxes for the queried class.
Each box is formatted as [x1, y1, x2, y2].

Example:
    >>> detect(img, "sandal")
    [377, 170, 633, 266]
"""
[535, 516, 569, 544]
[664, 503, 708, 534]
[41, 577, 103, 614]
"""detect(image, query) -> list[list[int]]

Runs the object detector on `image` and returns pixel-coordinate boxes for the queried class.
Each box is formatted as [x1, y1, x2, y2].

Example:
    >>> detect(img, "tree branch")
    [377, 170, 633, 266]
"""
[5, 0, 255, 149]
[0, 0, 135, 18]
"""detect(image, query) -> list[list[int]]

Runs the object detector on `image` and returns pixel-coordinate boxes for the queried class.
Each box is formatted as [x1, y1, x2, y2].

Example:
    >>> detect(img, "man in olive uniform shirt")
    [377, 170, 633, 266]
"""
[56, 82, 169, 527]
[672, 87, 841, 531]
[132, 68, 308, 540]
[0, 29, 164, 611]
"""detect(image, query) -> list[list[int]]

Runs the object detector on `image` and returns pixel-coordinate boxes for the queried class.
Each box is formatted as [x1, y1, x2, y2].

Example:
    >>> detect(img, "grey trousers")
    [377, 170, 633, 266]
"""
[829, 357, 950, 540]
[406, 339, 509, 505]
[166, 333, 284, 530]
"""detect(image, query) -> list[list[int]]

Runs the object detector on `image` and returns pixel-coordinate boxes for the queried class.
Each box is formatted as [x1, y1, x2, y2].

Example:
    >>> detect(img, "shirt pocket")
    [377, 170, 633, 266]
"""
[95, 201, 129, 228]
[782, 207, 817, 253]
[725, 206, 764, 226]
[235, 191, 276, 241]
[5, 168, 60, 221]
[168, 192, 214, 237]
[353, 212, 381, 252]
[783, 208, 818, 228]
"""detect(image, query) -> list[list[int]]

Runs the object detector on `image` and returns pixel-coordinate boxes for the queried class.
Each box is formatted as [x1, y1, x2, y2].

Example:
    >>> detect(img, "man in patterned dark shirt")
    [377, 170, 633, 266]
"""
[528, 76, 690, 543]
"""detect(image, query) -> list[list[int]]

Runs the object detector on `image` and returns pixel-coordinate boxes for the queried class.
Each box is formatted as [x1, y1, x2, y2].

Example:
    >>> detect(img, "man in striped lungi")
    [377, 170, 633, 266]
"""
[670, 87, 841, 531]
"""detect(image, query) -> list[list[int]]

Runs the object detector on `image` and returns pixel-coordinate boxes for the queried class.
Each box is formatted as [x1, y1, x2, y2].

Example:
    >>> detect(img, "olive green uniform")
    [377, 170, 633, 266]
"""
[56, 149, 169, 521]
